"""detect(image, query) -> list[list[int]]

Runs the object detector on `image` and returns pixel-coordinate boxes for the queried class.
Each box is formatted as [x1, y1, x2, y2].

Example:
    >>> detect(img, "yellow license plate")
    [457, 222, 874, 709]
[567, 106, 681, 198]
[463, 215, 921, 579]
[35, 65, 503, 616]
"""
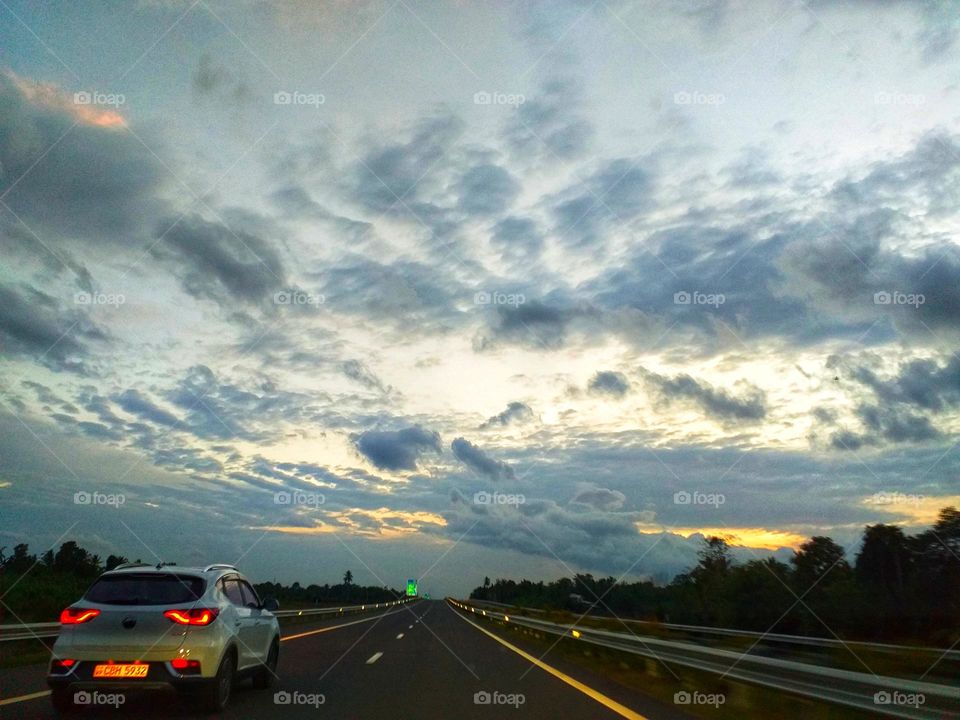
[92, 663, 149, 678]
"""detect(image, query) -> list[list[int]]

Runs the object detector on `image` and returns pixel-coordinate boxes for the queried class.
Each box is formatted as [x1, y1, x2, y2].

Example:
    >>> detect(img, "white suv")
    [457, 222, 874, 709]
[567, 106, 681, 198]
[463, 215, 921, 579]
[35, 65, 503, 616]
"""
[47, 563, 281, 714]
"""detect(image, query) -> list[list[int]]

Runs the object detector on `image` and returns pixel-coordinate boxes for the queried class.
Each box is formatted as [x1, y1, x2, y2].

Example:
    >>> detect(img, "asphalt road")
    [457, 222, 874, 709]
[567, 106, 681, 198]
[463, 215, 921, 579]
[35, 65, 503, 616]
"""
[0, 599, 692, 719]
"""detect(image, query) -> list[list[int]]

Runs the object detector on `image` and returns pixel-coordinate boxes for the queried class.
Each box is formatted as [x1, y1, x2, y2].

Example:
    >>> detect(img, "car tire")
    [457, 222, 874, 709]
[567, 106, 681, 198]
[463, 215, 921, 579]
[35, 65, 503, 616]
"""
[200, 650, 235, 713]
[252, 638, 279, 689]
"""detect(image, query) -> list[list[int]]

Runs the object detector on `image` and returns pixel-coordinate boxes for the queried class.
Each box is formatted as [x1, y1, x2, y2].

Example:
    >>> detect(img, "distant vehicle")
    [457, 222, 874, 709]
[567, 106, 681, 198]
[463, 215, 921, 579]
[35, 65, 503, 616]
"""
[47, 562, 280, 714]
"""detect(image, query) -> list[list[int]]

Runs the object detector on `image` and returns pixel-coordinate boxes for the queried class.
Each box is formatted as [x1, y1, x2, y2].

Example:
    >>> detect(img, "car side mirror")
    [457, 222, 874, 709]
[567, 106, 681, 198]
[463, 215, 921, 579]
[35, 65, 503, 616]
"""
[262, 597, 279, 612]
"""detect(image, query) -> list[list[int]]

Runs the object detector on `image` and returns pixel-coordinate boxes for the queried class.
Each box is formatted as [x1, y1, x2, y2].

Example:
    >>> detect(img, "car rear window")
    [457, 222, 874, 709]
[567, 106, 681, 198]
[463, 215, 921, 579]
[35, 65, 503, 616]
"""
[85, 573, 205, 605]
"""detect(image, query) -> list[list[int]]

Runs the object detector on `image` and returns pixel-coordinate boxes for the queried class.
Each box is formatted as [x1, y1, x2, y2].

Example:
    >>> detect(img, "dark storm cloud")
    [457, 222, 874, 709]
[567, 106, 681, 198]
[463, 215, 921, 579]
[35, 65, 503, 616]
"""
[642, 368, 767, 422]
[354, 425, 442, 471]
[0, 283, 106, 373]
[342, 359, 388, 393]
[115, 389, 181, 428]
[192, 54, 250, 103]
[451, 437, 514, 480]
[474, 300, 576, 351]
[480, 401, 534, 429]
[456, 164, 519, 216]
[349, 114, 462, 213]
[153, 214, 286, 305]
[316, 258, 464, 333]
[831, 132, 960, 216]
[270, 186, 373, 245]
[549, 158, 654, 247]
[0, 72, 165, 244]
[848, 356, 960, 412]
[588, 370, 630, 398]
[505, 77, 592, 161]
[490, 216, 543, 264]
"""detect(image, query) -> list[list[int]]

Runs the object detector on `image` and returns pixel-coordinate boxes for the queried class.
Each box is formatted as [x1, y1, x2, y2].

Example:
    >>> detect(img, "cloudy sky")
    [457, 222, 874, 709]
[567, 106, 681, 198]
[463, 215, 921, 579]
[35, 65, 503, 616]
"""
[2, 0, 960, 596]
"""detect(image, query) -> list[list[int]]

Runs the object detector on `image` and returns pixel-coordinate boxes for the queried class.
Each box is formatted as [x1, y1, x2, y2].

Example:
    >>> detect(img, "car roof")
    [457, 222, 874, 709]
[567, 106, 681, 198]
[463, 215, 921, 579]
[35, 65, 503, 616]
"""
[103, 564, 245, 579]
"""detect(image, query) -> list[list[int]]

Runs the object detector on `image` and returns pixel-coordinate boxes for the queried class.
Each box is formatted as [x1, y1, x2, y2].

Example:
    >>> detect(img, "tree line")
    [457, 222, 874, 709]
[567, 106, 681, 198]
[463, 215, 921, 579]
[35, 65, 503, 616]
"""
[469, 507, 960, 645]
[0, 542, 400, 622]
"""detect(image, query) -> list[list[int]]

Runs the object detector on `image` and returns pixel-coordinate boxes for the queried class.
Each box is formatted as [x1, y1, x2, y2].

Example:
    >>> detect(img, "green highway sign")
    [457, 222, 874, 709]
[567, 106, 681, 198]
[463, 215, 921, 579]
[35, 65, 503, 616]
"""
[406, 579, 418, 597]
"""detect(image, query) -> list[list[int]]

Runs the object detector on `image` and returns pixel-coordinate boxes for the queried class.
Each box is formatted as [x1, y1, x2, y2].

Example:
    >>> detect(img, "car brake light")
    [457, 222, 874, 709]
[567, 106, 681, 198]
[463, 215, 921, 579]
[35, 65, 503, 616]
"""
[50, 658, 76, 673]
[60, 608, 100, 624]
[163, 608, 220, 625]
[170, 658, 202, 674]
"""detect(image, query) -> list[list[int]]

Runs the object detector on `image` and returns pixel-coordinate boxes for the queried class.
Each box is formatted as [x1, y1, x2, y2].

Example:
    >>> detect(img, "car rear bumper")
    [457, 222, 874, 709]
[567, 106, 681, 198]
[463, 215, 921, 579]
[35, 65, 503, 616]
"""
[48, 661, 212, 693]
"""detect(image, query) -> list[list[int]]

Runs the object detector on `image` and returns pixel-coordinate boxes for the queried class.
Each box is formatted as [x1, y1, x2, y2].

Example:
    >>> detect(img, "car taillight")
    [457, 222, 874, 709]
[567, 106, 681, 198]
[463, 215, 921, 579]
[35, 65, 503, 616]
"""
[163, 608, 220, 625]
[50, 658, 76, 673]
[60, 607, 100, 624]
[170, 658, 202, 674]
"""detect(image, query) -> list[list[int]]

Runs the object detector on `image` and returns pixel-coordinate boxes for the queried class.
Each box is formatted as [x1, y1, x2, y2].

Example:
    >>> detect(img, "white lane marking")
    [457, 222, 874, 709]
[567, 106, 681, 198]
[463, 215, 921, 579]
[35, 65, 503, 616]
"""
[396, 633, 404, 639]
[0, 690, 51, 706]
[408, 624, 413, 629]
[282, 607, 406, 642]
[366, 651, 384, 664]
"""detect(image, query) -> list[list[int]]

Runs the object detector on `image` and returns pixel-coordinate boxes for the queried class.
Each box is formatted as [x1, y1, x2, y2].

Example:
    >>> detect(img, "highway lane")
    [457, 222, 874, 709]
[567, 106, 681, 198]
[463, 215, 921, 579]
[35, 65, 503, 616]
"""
[0, 600, 691, 719]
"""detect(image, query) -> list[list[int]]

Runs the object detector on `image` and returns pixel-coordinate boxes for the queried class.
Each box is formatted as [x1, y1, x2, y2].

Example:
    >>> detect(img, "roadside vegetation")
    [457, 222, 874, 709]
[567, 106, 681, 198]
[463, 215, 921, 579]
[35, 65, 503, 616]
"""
[469, 507, 960, 646]
[0, 543, 401, 624]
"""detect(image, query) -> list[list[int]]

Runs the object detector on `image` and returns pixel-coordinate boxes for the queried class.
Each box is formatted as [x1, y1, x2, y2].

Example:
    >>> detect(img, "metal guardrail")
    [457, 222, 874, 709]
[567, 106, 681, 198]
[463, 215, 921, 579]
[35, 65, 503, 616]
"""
[451, 599, 960, 720]
[464, 599, 960, 658]
[0, 598, 416, 643]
